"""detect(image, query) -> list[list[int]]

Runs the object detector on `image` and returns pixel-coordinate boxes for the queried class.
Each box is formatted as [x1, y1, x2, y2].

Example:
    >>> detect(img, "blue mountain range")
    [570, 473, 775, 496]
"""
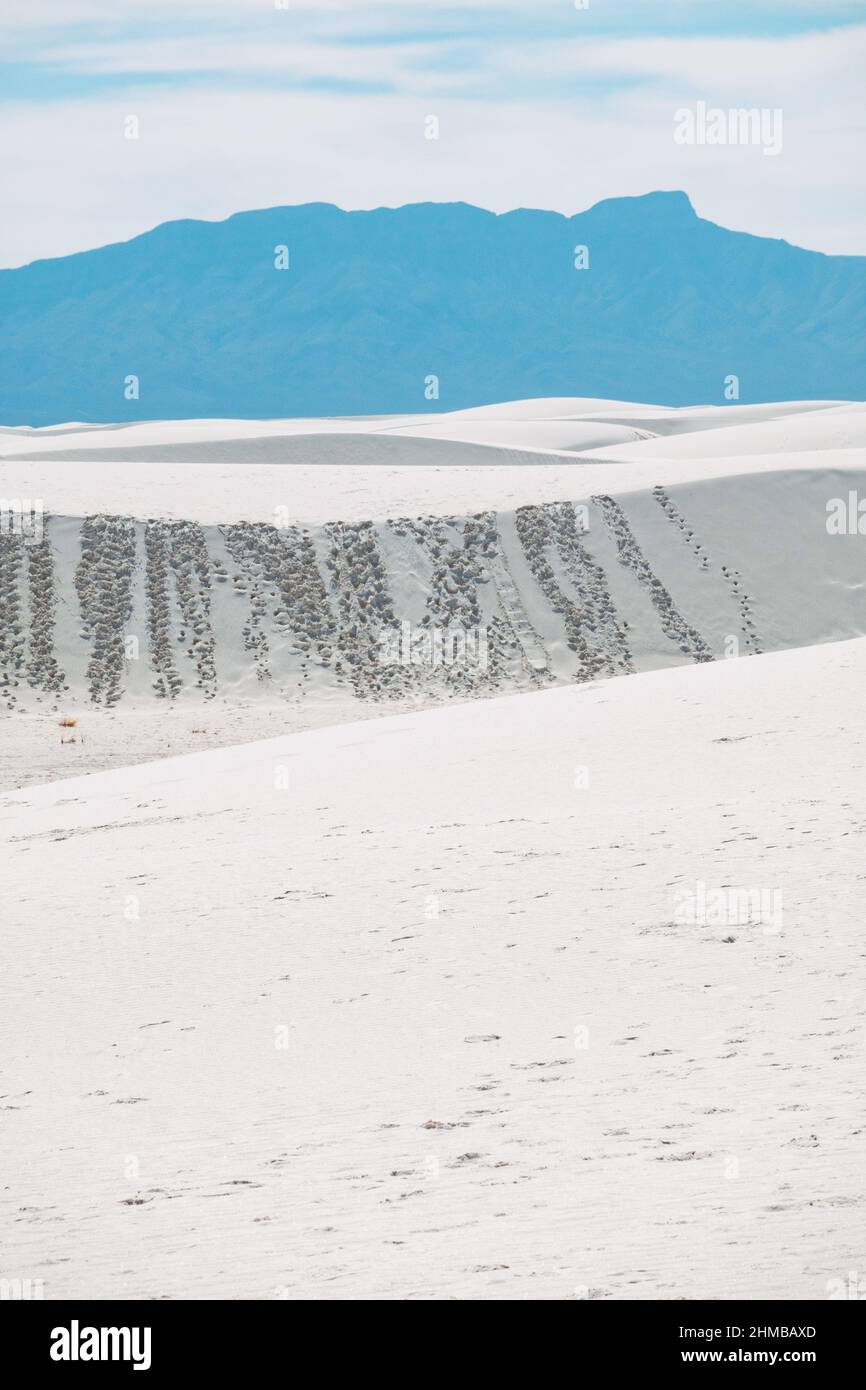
[1, 191, 864, 424]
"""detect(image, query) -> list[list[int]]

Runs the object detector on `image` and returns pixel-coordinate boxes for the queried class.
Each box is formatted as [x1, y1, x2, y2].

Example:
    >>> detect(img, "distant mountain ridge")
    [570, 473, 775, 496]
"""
[2, 191, 864, 424]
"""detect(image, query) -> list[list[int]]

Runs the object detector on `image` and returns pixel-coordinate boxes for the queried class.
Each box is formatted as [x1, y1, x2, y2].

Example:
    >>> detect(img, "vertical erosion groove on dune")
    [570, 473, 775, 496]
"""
[26, 513, 66, 697]
[222, 523, 271, 684]
[326, 519, 410, 698]
[144, 521, 182, 700]
[0, 528, 26, 706]
[548, 501, 634, 676]
[593, 494, 714, 663]
[168, 521, 217, 697]
[652, 487, 762, 656]
[516, 502, 633, 680]
[460, 511, 532, 689]
[389, 511, 527, 693]
[223, 521, 337, 688]
[465, 510, 552, 687]
[75, 516, 137, 705]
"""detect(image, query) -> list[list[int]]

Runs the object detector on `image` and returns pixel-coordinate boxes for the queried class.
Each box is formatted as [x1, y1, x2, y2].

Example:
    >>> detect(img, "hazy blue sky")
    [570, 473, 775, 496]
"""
[2, 0, 865, 265]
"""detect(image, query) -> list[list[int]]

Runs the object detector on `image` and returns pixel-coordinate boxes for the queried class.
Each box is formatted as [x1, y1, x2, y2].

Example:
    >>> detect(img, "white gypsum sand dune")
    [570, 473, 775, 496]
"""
[590, 410, 866, 463]
[1, 637, 864, 1300]
[2, 399, 865, 788]
[0, 398, 862, 525]
[0, 397, 844, 455]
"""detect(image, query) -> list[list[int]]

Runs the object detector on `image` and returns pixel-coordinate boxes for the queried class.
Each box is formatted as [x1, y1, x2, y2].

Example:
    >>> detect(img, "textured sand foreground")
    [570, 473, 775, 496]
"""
[1, 638, 864, 1300]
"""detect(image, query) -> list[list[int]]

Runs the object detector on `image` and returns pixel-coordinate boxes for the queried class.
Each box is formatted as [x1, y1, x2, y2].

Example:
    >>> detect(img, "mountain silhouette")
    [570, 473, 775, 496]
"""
[2, 191, 864, 424]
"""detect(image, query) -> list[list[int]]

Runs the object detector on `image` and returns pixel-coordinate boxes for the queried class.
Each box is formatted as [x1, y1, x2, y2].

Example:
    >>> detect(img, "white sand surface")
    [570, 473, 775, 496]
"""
[1, 398, 862, 527]
[2, 637, 864, 1300]
[0, 696, 440, 792]
[2, 396, 864, 1302]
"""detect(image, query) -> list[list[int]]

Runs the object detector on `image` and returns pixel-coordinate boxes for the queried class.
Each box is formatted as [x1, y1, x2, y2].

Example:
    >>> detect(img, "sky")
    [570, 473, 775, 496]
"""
[2, 0, 865, 267]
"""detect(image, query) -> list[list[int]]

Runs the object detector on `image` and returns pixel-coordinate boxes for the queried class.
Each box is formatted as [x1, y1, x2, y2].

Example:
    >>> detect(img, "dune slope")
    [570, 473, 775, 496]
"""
[1, 638, 864, 1299]
[2, 401, 865, 732]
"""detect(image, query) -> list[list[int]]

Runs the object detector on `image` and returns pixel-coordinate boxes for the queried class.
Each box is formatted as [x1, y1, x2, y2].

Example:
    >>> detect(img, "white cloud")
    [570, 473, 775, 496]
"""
[1, 17, 864, 264]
